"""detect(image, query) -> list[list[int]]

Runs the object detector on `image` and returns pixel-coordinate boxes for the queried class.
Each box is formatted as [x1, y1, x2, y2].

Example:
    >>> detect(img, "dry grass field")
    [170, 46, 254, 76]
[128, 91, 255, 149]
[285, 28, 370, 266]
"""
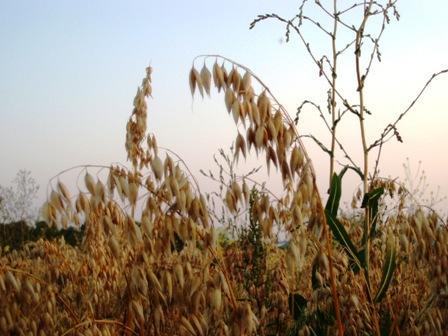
[1, 1, 447, 335]
[0, 61, 446, 336]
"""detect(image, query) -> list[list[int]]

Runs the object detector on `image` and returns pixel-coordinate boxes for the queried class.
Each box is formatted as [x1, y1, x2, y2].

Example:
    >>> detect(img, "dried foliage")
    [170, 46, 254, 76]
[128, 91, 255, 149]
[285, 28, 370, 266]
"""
[1, 2, 447, 335]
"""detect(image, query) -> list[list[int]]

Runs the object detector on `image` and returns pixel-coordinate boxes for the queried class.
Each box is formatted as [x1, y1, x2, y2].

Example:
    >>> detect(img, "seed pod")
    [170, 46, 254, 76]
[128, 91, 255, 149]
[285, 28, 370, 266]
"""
[40, 202, 52, 223]
[57, 180, 71, 201]
[211, 287, 222, 310]
[231, 181, 242, 204]
[281, 160, 291, 182]
[5, 308, 13, 329]
[5, 272, 20, 292]
[79, 193, 90, 214]
[119, 176, 129, 198]
[174, 264, 185, 289]
[261, 218, 273, 237]
[246, 127, 255, 150]
[165, 271, 173, 301]
[84, 172, 96, 195]
[200, 64, 212, 96]
[293, 205, 303, 227]
[254, 126, 264, 149]
[213, 61, 225, 91]
[151, 155, 164, 180]
[225, 189, 237, 213]
[0, 316, 7, 334]
[225, 88, 235, 112]
[233, 70, 242, 93]
[227, 67, 236, 87]
[132, 300, 145, 324]
[266, 145, 278, 173]
[242, 180, 249, 204]
[141, 215, 153, 238]
[191, 314, 204, 336]
[399, 233, 409, 252]
[148, 269, 162, 292]
[129, 182, 139, 206]
[318, 251, 330, 274]
[290, 146, 304, 175]
[109, 236, 120, 258]
[251, 101, 261, 126]
[235, 133, 247, 161]
[50, 190, 63, 211]
[95, 180, 105, 201]
[231, 100, 241, 124]
[0, 275, 6, 292]
[257, 91, 271, 121]
[177, 190, 187, 212]
[242, 70, 251, 92]
[305, 169, 313, 194]
[181, 316, 196, 336]
[284, 127, 293, 148]
[189, 66, 203, 97]
[266, 119, 277, 142]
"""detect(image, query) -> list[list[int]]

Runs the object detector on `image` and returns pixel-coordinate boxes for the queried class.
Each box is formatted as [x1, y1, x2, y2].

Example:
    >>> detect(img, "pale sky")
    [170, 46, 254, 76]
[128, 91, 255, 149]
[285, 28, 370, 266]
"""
[1, 1, 447, 215]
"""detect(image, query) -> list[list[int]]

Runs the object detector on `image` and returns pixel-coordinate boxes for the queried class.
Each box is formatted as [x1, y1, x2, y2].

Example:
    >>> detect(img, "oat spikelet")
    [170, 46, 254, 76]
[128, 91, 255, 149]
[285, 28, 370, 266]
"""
[57, 180, 71, 202]
[151, 155, 164, 180]
[189, 66, 197, 96]
[213, 61, 225, 91]
[109, 236, 120, 258]
[242, 70, 252, 92]
[254, 125, 264, 149]
[224, 87, 235, 112]
[175, 264, 185, 289]
[5, 271, 20, 292]
[181, 316, 196, 336]
[192, 66, 204, 97]
[235, 133, 247, 161]
[84, 172, 96, 195]
[200, 64, 212, 96]
[132, 300, 145, 324]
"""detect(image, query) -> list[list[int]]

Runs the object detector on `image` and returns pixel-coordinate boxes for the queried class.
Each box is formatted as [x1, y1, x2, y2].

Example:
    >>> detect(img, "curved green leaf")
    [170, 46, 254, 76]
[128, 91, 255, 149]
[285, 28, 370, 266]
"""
[374, 237, 397, 303]
[325, 168, 347, 218]
[326, 211, 362, 271]
[361, 187, 384, 239]
[325, 173, 341, 218]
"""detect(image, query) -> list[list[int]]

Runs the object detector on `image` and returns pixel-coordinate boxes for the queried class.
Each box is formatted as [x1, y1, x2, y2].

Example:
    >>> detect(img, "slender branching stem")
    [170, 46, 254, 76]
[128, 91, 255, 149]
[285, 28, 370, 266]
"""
[329, 0, 338, 187]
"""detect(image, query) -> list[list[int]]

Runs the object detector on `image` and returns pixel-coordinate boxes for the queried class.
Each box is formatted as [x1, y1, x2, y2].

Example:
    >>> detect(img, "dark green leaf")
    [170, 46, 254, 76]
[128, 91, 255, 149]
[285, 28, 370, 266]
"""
[361, 187, 384, 209]
[325, 168, 347, 218]
[325, 173, 341, 219]
[326, 211, 362, 271]
[360, 187, 384, 240]
[311, 257, 321, 291]
[374, 237, 397, 303]
[288, 293, 308, 321]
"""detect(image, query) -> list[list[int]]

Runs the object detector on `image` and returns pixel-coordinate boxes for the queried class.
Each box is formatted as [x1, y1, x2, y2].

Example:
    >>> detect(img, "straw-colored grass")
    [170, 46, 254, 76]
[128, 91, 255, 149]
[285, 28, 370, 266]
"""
[1, 1, 447, 335]
[0, 60, 446, 335]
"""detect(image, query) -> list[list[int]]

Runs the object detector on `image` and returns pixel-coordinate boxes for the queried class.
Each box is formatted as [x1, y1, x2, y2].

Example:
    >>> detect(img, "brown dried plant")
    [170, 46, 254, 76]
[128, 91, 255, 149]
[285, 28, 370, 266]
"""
[0, 1, 447, 336]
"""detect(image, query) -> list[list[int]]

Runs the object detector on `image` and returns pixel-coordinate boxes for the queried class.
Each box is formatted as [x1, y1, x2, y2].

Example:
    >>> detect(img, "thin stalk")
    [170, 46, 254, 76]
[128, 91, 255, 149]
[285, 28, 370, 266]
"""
[325, 232, 344, 335]
[355, 2, 381, 335]
[328, 5, 344, 334]
[355, 1, 371, 195]
[329, 0, 338, 187]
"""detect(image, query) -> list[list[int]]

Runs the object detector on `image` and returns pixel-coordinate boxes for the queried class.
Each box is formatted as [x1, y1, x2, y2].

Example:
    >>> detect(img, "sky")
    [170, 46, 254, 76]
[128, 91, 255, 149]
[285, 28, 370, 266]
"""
[0, 1, 447, 217]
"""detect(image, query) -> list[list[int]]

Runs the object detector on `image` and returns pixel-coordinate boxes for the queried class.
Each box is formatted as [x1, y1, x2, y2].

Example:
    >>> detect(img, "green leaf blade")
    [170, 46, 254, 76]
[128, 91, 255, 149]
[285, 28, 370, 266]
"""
[374, 236, 397, 303]
[325, 173, 342, 219]
[326, 210, 362, 270]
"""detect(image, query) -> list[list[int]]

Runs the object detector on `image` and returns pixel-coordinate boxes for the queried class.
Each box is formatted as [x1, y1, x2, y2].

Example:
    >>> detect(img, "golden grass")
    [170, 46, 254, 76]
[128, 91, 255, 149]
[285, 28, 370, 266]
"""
[0, 61, 446, 336]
